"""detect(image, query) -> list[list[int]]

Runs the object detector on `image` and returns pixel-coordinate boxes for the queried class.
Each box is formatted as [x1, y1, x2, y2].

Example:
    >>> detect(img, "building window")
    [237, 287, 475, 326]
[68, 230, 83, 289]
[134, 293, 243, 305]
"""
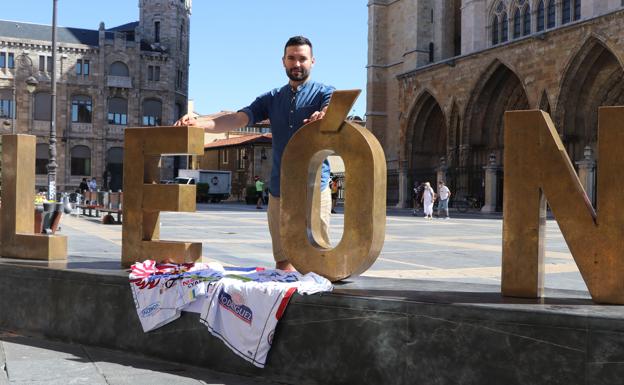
[547, 0, 556, 28]
[71, 95, 92, 123]
[501, 13, 508, 43]
[0, 99, 13, 119]
[537, 0, 545, 32]
[36, 144, 48, 175]
[108, 97, 128, 125]
[0, 52, 5, 68]
[142, 99, 162, 126]
[34, 92, 52, 121]
[176, 70, 184, 89]
[39, 55, 52, 73]
[522, 5, 531, 36]
[222, 149, 229, 164]
[574, 0, 581, 20]
[562, 0, 571, 24]
[492, 16, 499, 45]
[70, 145, 91, 176]
[512, 8, 521, 39]
[76, 59, 90, 76]
[237, 148, 246, 169]
[8, 53, 14, 69]
[154, 21, 160, 43]
[148, 65, 160, 81]
[110, 61, 129, 76]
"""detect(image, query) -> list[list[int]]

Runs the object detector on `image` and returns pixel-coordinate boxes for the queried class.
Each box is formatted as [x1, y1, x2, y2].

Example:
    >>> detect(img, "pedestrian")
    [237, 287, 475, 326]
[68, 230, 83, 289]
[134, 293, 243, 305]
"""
[422, 182, 435, 219]
[330, 175, 339, 214]
[79, 178, 89, 194]
[175, 36, 334, 271]
[437, 181, 451, 219]
[88, 177, 97, 192]
[254, 176, 265, 209]
[412, 181, 424, 216]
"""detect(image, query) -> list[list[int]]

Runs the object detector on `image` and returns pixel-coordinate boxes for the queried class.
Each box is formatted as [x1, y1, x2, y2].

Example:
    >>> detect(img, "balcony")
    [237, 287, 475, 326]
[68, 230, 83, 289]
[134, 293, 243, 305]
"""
[71, 123, 93, 135]
[107, 75, 132, 88]
[106, 124, 125, 138]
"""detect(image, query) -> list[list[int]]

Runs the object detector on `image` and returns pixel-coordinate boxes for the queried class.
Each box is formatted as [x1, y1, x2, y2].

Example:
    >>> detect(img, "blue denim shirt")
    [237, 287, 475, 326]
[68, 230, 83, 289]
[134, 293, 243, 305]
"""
[239, 80, 335, 197]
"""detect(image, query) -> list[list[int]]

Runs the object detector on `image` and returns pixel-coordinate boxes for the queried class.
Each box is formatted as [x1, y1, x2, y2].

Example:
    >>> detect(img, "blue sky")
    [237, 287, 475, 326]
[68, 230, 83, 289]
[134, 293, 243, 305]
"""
[3, 0, 368, 118]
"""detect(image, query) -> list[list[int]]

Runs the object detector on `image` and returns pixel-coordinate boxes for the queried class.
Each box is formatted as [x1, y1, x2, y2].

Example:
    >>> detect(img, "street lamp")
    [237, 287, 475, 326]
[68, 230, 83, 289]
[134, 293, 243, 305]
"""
[48, 0, 58, 201]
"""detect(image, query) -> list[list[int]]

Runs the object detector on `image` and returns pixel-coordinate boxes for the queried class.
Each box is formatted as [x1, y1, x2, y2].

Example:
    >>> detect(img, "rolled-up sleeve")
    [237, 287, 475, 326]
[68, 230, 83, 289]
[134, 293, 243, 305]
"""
[239, 92, 271, 125]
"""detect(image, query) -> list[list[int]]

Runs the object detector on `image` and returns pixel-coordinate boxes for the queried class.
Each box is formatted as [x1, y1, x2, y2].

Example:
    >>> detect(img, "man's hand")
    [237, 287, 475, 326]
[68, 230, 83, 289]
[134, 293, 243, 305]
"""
[303, 108, 327, 124]
[174, 112, 199, 126]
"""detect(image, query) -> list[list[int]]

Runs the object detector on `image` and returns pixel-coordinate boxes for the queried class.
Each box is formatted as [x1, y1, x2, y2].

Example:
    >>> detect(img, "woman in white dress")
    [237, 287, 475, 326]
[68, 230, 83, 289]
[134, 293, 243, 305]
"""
[422, 182, 435, 219]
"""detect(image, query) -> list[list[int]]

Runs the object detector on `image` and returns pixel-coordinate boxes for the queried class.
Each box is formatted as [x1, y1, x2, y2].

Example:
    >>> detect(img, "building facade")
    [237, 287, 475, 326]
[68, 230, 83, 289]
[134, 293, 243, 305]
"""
[368, 0, 624, 209]
[0, 0, 191, 193]
[200, 133, 273, 201]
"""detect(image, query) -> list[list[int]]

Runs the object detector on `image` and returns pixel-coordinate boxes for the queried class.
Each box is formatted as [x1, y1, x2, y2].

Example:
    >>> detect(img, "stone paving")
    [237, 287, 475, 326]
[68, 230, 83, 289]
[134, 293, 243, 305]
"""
[0, 202, 589, 383]
[0, 330, 282, 385]
[60, 202, 586, 292]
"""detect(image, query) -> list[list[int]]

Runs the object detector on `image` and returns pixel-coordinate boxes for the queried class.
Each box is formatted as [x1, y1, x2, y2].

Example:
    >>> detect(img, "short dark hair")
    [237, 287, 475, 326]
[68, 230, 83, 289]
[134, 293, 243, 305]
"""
[284, 36, 313, 55]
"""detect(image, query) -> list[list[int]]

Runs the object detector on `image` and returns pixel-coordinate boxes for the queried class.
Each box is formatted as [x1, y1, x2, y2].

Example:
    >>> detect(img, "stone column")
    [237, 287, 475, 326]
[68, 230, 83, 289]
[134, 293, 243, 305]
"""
[395, 162, 408, 208]
[575, 146, 596, 206]
[437, 157, 448, 185]
[481, 153, 499, 213]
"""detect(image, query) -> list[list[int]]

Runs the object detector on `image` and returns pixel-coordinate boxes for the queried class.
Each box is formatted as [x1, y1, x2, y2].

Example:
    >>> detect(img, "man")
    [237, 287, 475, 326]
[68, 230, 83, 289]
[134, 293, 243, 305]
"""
[330, 175, 339, 214]
[175, 36, 334, 271]
[254, 176, 265, 209]
[437, 181, 451, 219]
[88, 177, 97, 192]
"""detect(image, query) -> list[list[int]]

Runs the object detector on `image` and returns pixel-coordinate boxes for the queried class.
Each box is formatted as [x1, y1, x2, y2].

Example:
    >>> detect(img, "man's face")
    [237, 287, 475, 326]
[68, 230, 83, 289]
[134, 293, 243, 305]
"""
[283, 44, 314, 82]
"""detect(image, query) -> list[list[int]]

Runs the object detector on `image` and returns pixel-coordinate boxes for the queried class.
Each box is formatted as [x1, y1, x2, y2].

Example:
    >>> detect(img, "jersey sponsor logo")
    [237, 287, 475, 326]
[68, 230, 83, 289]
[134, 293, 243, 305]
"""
[268, 330, 274, 345]
[141, 302, 160, 318]
[218, 289, 253, 325]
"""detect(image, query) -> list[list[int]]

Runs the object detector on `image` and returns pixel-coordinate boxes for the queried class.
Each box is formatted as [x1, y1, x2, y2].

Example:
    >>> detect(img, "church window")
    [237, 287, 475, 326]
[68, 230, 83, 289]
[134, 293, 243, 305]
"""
[537, 1, 545, 32]
[492, 16, 499, 45]
[547, 0, 556, 28]
[562, 0, 571, 24]
[522, 5, 531, 36]
[513, 8, 521, 39]
[501, 13, 508, 43]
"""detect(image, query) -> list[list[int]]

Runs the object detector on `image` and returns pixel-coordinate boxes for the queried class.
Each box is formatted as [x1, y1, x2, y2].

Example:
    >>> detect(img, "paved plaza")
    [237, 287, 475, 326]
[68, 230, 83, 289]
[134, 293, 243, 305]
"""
[61, 202, 587, 293]
[0, 203, 591, 384]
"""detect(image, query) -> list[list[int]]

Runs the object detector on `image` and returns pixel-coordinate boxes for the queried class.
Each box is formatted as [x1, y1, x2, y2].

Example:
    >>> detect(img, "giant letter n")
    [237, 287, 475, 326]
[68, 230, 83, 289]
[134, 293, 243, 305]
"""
[503, 108, 624, 304]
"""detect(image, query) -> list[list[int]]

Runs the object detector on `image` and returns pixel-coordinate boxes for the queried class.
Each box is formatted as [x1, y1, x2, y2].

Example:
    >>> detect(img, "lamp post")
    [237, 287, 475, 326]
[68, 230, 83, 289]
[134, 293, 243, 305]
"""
[48, 0, 58, 201]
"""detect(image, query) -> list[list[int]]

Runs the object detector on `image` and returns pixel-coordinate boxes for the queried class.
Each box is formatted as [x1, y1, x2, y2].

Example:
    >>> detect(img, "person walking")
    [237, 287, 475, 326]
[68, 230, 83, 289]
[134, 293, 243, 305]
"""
[437, 181, 451, 219]
[422, 182, 435, 219]
[330, 175, 339, 214]
[412, 181, 424, 216]
[175, 36, 334, 271]
[254, 176, 265, 209]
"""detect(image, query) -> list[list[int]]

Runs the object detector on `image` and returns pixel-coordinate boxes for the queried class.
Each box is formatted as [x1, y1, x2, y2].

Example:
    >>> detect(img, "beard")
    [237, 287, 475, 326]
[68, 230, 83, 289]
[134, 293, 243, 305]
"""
[286, 67, 309, 82]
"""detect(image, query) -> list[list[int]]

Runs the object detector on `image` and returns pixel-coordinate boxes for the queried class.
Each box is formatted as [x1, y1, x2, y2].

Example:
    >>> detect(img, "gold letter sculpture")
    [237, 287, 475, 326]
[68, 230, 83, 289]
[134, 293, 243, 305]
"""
[0, 134, 67, 260]
[280, 90, 387, 281]
[122, 126, 204, 267]
[503, 107, 624, 304]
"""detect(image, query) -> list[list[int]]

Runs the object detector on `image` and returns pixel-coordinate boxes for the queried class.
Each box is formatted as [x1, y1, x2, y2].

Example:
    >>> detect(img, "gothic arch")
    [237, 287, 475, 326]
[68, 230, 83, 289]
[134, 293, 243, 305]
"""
[405, 90, 448, 185]
[464, 59, 529, 165]
[556, 36, 624, 162]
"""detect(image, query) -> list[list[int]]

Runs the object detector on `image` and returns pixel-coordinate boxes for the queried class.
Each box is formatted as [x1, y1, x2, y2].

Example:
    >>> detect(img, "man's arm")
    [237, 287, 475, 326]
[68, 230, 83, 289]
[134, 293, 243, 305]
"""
[174, 111, 249, 134]
[303, 104, 329, 124]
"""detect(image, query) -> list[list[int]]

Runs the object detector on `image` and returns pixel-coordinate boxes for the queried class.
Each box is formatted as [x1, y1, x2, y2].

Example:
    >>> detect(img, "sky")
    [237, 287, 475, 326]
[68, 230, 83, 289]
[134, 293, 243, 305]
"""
[2, 0, 369, 118]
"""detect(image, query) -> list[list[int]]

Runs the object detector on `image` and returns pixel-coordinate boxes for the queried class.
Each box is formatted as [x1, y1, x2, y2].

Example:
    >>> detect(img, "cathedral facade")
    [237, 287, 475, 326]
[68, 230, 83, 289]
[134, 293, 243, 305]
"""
[0, 0, 191, 192]
[368, 0, 624, 210]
